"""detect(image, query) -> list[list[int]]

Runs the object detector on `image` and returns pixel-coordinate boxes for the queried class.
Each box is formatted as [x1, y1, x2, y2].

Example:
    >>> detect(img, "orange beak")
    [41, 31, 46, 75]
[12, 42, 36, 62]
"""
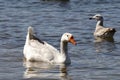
[69, 36, 77, 45]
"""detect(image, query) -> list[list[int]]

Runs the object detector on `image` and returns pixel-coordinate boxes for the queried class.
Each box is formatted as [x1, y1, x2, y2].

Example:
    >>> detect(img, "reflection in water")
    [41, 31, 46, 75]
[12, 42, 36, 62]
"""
[23, 61, 72, 80]
[42, 0, 71, 9]
[42, 0, 70, 2]
[94, 37, 115, 53]
[59, 64, 72, 80]
[94, 36, 114, 42]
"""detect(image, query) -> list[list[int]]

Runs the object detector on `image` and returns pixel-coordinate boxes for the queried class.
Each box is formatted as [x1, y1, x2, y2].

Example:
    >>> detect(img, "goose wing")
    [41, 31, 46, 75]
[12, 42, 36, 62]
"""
[94, 27, 116, 37]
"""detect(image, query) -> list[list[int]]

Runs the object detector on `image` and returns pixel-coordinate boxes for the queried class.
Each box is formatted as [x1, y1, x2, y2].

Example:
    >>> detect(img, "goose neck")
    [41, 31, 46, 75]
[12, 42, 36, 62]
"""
[96, 19, 103, 27]
[60, 41, 68, 54]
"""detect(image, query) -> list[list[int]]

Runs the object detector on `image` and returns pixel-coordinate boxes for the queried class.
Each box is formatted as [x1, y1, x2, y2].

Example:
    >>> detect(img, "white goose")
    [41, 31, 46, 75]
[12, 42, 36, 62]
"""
[23, 26, 76, 64]
[89, 14, 116, 38]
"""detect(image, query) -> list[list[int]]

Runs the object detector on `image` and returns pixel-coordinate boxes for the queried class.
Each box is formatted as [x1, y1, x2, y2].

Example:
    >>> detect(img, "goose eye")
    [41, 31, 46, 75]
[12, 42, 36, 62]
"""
[67, 35, 69, 37]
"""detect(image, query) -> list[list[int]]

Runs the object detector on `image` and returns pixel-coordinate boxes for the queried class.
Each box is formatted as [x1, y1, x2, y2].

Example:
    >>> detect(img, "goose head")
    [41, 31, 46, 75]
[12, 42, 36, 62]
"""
[89, 14, 103, 21]
[61, 33, 76, 45]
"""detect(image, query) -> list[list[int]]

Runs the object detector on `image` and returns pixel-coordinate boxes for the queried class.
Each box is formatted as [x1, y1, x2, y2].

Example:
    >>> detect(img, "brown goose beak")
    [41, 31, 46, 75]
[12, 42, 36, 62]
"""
[89, 17, 93, 20]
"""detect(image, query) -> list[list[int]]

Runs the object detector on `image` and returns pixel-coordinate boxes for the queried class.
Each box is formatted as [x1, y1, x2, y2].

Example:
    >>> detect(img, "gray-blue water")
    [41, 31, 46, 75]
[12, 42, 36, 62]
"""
[0, 0, 120, 80]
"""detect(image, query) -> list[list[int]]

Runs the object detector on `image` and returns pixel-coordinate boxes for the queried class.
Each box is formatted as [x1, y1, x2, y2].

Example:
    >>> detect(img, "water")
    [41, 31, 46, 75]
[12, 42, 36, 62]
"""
[0, 0, 120, 80]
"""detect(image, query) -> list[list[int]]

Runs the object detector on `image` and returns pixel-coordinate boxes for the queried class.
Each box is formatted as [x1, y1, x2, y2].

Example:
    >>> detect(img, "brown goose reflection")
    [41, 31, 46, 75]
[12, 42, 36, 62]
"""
[94, 37, 115, 53]
[23, 61, 72, 80]
[94, 36, 114, 43]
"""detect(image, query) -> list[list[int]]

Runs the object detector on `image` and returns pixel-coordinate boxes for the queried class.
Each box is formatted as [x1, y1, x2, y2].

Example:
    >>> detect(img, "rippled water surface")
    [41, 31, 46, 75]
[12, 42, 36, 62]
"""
[0, 0, 120, 80]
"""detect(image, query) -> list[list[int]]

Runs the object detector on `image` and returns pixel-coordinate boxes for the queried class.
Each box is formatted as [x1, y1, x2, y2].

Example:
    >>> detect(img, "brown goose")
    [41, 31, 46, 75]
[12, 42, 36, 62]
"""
[89, 14, 116, 38]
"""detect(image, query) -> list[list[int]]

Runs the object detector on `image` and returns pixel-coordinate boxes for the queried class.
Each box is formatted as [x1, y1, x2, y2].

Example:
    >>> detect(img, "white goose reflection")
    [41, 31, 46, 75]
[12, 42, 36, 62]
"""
[23, 61, 72, 80]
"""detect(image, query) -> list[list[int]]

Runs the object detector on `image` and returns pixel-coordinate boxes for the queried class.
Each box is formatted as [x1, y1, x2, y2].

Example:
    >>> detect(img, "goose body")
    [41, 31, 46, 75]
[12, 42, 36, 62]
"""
[89, 14, 116, 38]
[23, 26, 76, 64]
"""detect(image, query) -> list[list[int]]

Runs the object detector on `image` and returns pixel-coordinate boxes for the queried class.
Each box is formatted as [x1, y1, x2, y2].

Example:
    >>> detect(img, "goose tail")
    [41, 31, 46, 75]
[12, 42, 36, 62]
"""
[25, 26, 34, 45]
[28, 26, 34, 38]
[111, 28, 116, 32]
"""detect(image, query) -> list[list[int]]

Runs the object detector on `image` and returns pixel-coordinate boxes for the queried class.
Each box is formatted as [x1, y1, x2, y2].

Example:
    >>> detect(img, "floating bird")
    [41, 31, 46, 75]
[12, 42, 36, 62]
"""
[23, 26, 76, 64]
[89, 14, 116, 38]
